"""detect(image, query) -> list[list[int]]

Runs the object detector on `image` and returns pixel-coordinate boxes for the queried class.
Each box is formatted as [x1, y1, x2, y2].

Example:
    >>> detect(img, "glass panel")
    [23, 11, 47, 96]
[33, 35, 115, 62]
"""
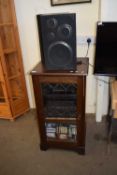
[0, 83, 5, 103]
[0, 0, 12, 23]
[5, 52, 20, 77]
[46, 122, 77, 142]
[41, 83, 77, 118]
[9, 77, 24, 100]
[0, 26, 15, 49]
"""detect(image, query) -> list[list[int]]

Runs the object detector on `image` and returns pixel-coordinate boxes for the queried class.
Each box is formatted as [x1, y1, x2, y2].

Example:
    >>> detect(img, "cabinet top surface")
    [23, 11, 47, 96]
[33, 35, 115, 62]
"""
[31, 57, 89, 76]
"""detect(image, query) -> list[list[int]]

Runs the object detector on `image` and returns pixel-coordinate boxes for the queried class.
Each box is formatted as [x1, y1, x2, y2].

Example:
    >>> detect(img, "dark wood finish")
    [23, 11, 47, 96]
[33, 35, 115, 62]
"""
[31, 57, 88, 76]
[31, 58, 88, 154]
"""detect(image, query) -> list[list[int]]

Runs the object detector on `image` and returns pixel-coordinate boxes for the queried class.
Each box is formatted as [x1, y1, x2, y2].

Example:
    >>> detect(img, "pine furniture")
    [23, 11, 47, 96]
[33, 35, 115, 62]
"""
[0, 0, 29, 120]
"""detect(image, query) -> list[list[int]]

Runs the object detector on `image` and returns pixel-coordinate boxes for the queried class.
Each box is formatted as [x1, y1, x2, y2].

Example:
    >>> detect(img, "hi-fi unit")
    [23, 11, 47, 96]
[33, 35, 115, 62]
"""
[37, 13, 76, 71]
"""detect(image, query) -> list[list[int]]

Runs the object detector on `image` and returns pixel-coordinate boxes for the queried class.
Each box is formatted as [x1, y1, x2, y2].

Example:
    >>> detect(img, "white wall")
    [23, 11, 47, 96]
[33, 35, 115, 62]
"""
[14, 0, 99, 113]
[101, 0, 117, 21]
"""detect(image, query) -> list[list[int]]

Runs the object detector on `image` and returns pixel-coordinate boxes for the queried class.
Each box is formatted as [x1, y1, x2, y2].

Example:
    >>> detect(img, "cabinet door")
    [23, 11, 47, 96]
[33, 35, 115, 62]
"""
[33, 76, 80, 144]
[32, 74, 86, 152]
[41, 82, 78, 118]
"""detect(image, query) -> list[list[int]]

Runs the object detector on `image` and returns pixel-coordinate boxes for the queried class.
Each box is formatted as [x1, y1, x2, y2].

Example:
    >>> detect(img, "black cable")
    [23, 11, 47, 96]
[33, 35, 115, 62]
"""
[85, 43, 90, 57]
[78, 38, 114, 85]
[85, 38, 91, 57]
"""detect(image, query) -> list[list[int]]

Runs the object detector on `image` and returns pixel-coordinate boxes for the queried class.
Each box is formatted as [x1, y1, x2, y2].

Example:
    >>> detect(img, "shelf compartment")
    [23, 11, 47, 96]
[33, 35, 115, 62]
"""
[0, 0, 12, 24]
[0, 25, 16, 50]
[4, 52, 21, 77]
[42, 83, 77, 118]
[46, 122, 77, 142]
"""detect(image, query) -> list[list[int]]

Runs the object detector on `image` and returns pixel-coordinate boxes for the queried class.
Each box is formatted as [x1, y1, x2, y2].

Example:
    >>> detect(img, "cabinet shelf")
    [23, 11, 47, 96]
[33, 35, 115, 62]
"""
[11, 96, 24, 100]
[45, 117, 79, 124]
[0, 96, 5, 99]
[8, 73, 21, 80]
[0, 23, 13, 26]
[0, 97, 5, 103]
[4, 48, 17, 54]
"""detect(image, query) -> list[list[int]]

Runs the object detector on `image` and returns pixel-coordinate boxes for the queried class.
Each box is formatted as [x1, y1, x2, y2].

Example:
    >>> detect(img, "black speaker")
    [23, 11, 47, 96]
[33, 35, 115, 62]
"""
[37, 13, 76, 71]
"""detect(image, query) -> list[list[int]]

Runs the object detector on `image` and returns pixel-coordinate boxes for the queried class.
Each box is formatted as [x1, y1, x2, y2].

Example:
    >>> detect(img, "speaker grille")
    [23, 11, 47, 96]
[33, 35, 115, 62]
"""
[37, 13, 76, 70]
[48, 41, 73, 68]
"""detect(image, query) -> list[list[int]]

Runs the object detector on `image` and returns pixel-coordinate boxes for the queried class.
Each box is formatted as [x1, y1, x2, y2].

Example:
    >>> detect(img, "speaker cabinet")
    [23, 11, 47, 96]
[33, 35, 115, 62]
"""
[37, 13, 76, 71]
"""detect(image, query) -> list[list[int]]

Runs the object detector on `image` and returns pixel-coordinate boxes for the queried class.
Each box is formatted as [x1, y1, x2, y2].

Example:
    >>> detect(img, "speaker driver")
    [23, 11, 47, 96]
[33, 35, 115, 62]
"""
[47, 32, 55, 41]
[48, 41, 73, 67]
[58, 24, 72, 39]
[47, 18, 58, 29]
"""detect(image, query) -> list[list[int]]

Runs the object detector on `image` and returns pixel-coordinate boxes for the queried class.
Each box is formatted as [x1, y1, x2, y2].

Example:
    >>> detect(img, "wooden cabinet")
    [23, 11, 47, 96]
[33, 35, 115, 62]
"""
[0, 0, 29, 120]
[31, 58, 88, 154]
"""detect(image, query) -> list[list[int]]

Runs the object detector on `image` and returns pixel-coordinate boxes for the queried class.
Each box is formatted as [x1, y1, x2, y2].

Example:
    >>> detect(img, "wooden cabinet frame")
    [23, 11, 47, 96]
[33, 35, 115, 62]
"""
[31, 58, 88, 154]
[0, 0, 29, 120]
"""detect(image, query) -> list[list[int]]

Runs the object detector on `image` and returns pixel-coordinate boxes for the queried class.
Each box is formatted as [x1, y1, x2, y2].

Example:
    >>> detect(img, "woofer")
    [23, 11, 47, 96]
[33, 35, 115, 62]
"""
[48, 41, 73, 68]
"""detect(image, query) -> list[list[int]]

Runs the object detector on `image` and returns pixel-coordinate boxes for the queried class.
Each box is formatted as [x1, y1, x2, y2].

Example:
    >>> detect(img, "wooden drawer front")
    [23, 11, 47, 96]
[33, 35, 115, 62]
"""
[39, 76, 77, 83]
[11, 98, 29, 117]
[0, 104, 12, 118]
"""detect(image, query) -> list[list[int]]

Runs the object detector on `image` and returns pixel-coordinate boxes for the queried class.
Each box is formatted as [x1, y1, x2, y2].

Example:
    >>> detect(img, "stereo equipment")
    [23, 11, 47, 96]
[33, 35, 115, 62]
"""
[37, 13, 76, 70]
[42, 83, 77, 117]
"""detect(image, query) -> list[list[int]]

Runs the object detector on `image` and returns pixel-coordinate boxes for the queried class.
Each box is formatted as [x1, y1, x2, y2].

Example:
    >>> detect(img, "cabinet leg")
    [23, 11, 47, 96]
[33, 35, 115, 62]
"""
[40, 144, 48, 151]
[10, 118, 15, 122]
[77, 147, 85, 155]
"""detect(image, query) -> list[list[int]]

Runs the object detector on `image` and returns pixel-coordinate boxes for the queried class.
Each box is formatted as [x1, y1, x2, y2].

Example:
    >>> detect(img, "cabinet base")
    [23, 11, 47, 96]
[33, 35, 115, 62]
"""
[77, 147, 85, 155]
[40, 143, 85, 154]
[40, 144, 48, 151]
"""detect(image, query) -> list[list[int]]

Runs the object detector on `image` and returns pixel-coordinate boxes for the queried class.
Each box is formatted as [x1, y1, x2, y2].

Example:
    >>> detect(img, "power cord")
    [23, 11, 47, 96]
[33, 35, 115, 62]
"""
[77, 38, 113, 85]
[84, 61, 112, 84]
[85, 38, 91, 57]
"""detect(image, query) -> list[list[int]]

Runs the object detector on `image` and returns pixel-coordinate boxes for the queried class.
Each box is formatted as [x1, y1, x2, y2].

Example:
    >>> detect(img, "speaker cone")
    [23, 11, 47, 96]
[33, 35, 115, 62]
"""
[47, 32, 55, 41]
[47, 18, 58, 29]
[48, 41, 73, 67]
[58, 24, 72, 39]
